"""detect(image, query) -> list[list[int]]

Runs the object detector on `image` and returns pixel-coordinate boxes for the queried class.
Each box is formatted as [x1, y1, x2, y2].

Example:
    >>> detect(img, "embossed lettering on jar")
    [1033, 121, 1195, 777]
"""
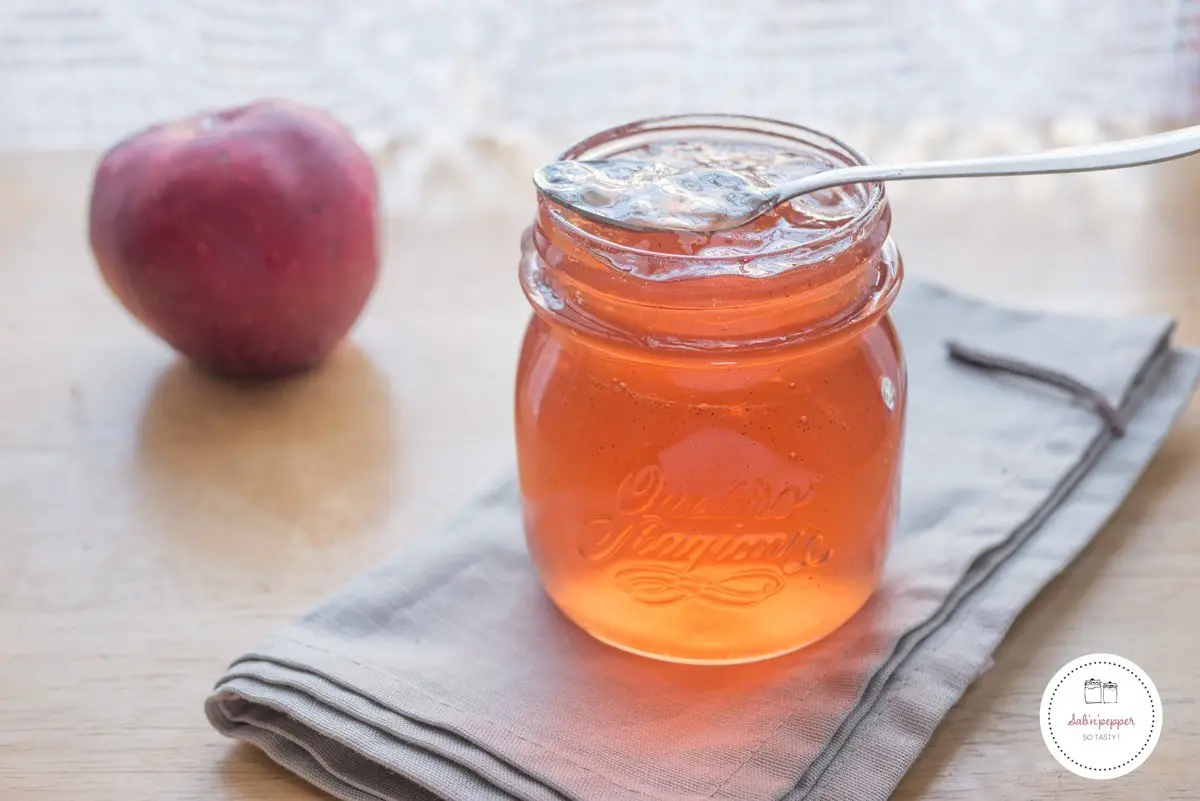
[515, 116, 907, 664]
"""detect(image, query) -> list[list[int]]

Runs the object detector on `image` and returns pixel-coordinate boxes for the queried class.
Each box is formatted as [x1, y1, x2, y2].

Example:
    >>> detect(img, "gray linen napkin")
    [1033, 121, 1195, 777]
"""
[206, 278, 1200, 801]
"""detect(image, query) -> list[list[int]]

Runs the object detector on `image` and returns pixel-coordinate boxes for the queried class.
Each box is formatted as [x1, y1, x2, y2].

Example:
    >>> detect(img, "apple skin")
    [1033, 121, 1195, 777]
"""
[88, 99, 380, 379]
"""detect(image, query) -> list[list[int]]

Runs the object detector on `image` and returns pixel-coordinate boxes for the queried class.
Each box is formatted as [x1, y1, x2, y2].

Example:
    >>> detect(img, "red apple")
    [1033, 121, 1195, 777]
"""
[88, 99, 380, 379]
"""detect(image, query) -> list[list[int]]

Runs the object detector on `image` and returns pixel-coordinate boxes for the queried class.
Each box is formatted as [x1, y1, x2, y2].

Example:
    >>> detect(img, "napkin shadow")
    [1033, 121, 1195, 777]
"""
[133, 344, 398, 571]
[216, 742, 325, 799]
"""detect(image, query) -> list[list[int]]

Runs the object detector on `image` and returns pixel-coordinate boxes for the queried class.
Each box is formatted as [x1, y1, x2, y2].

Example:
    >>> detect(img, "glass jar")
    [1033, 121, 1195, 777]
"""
[515, 115, 905, 664]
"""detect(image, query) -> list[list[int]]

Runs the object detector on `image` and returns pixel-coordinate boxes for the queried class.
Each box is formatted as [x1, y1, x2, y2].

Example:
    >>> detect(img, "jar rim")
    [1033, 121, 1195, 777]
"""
[545, 113, 888, 268]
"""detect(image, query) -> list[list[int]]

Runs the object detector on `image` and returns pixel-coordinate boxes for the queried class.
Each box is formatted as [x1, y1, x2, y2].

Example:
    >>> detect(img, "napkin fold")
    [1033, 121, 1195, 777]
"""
[206, 279, 1200, 801]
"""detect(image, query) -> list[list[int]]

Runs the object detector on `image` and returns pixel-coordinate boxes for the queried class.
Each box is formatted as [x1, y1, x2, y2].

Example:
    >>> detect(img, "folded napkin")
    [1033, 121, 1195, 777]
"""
[206, 279, 1200, 801]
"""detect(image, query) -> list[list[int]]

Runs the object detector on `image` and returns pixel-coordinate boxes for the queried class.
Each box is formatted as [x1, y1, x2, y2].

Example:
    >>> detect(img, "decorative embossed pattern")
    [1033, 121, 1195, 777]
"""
[614, 566, 785, 607]
[579, 465, 833, 607]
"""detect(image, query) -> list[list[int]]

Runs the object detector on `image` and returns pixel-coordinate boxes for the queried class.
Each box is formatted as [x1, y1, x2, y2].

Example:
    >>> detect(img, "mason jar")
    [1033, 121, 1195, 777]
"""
[515, 115, 905, 664]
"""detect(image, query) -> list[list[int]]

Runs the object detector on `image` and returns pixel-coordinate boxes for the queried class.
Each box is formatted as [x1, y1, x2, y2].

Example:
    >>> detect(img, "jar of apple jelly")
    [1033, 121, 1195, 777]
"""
[515, 115, 905, 664]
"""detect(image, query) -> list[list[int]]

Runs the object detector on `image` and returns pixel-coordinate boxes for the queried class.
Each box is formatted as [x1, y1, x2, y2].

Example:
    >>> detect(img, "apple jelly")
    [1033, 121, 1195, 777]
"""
[515, 115, 906, 664]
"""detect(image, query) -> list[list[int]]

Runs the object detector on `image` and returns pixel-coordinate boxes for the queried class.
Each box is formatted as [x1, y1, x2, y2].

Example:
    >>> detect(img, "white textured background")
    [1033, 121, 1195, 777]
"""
[4, 0, 1199, 210]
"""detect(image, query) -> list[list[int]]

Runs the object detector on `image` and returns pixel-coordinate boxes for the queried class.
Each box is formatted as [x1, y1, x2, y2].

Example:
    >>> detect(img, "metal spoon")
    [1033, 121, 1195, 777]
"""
[533, 124, 1200, 233]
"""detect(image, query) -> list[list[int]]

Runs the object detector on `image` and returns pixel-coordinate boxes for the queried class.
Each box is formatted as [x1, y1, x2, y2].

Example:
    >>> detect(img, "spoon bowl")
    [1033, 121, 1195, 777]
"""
[533, 159, 776, 232]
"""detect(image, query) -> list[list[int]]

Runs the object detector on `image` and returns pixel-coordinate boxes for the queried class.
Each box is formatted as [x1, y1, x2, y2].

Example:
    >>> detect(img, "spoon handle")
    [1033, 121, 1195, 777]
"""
[776, 124, 1200, 200]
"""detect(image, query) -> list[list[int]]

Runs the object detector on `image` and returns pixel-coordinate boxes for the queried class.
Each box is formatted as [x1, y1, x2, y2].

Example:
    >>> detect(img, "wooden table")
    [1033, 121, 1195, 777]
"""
[2, 142, 1198, 800]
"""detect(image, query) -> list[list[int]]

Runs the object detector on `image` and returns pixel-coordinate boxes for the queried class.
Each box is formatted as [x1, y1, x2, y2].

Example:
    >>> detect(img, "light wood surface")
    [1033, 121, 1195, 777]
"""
[2, 143, 1199, 800]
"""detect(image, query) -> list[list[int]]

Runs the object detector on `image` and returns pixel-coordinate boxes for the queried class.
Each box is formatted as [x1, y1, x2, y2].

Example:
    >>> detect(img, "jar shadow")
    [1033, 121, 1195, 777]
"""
[133, 344, 399, 574]
[534, 589, 887, 766]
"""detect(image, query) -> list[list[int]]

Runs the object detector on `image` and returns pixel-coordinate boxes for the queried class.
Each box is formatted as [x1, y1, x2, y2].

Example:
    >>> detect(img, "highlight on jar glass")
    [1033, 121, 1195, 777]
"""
[514, 115, 906, 665]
